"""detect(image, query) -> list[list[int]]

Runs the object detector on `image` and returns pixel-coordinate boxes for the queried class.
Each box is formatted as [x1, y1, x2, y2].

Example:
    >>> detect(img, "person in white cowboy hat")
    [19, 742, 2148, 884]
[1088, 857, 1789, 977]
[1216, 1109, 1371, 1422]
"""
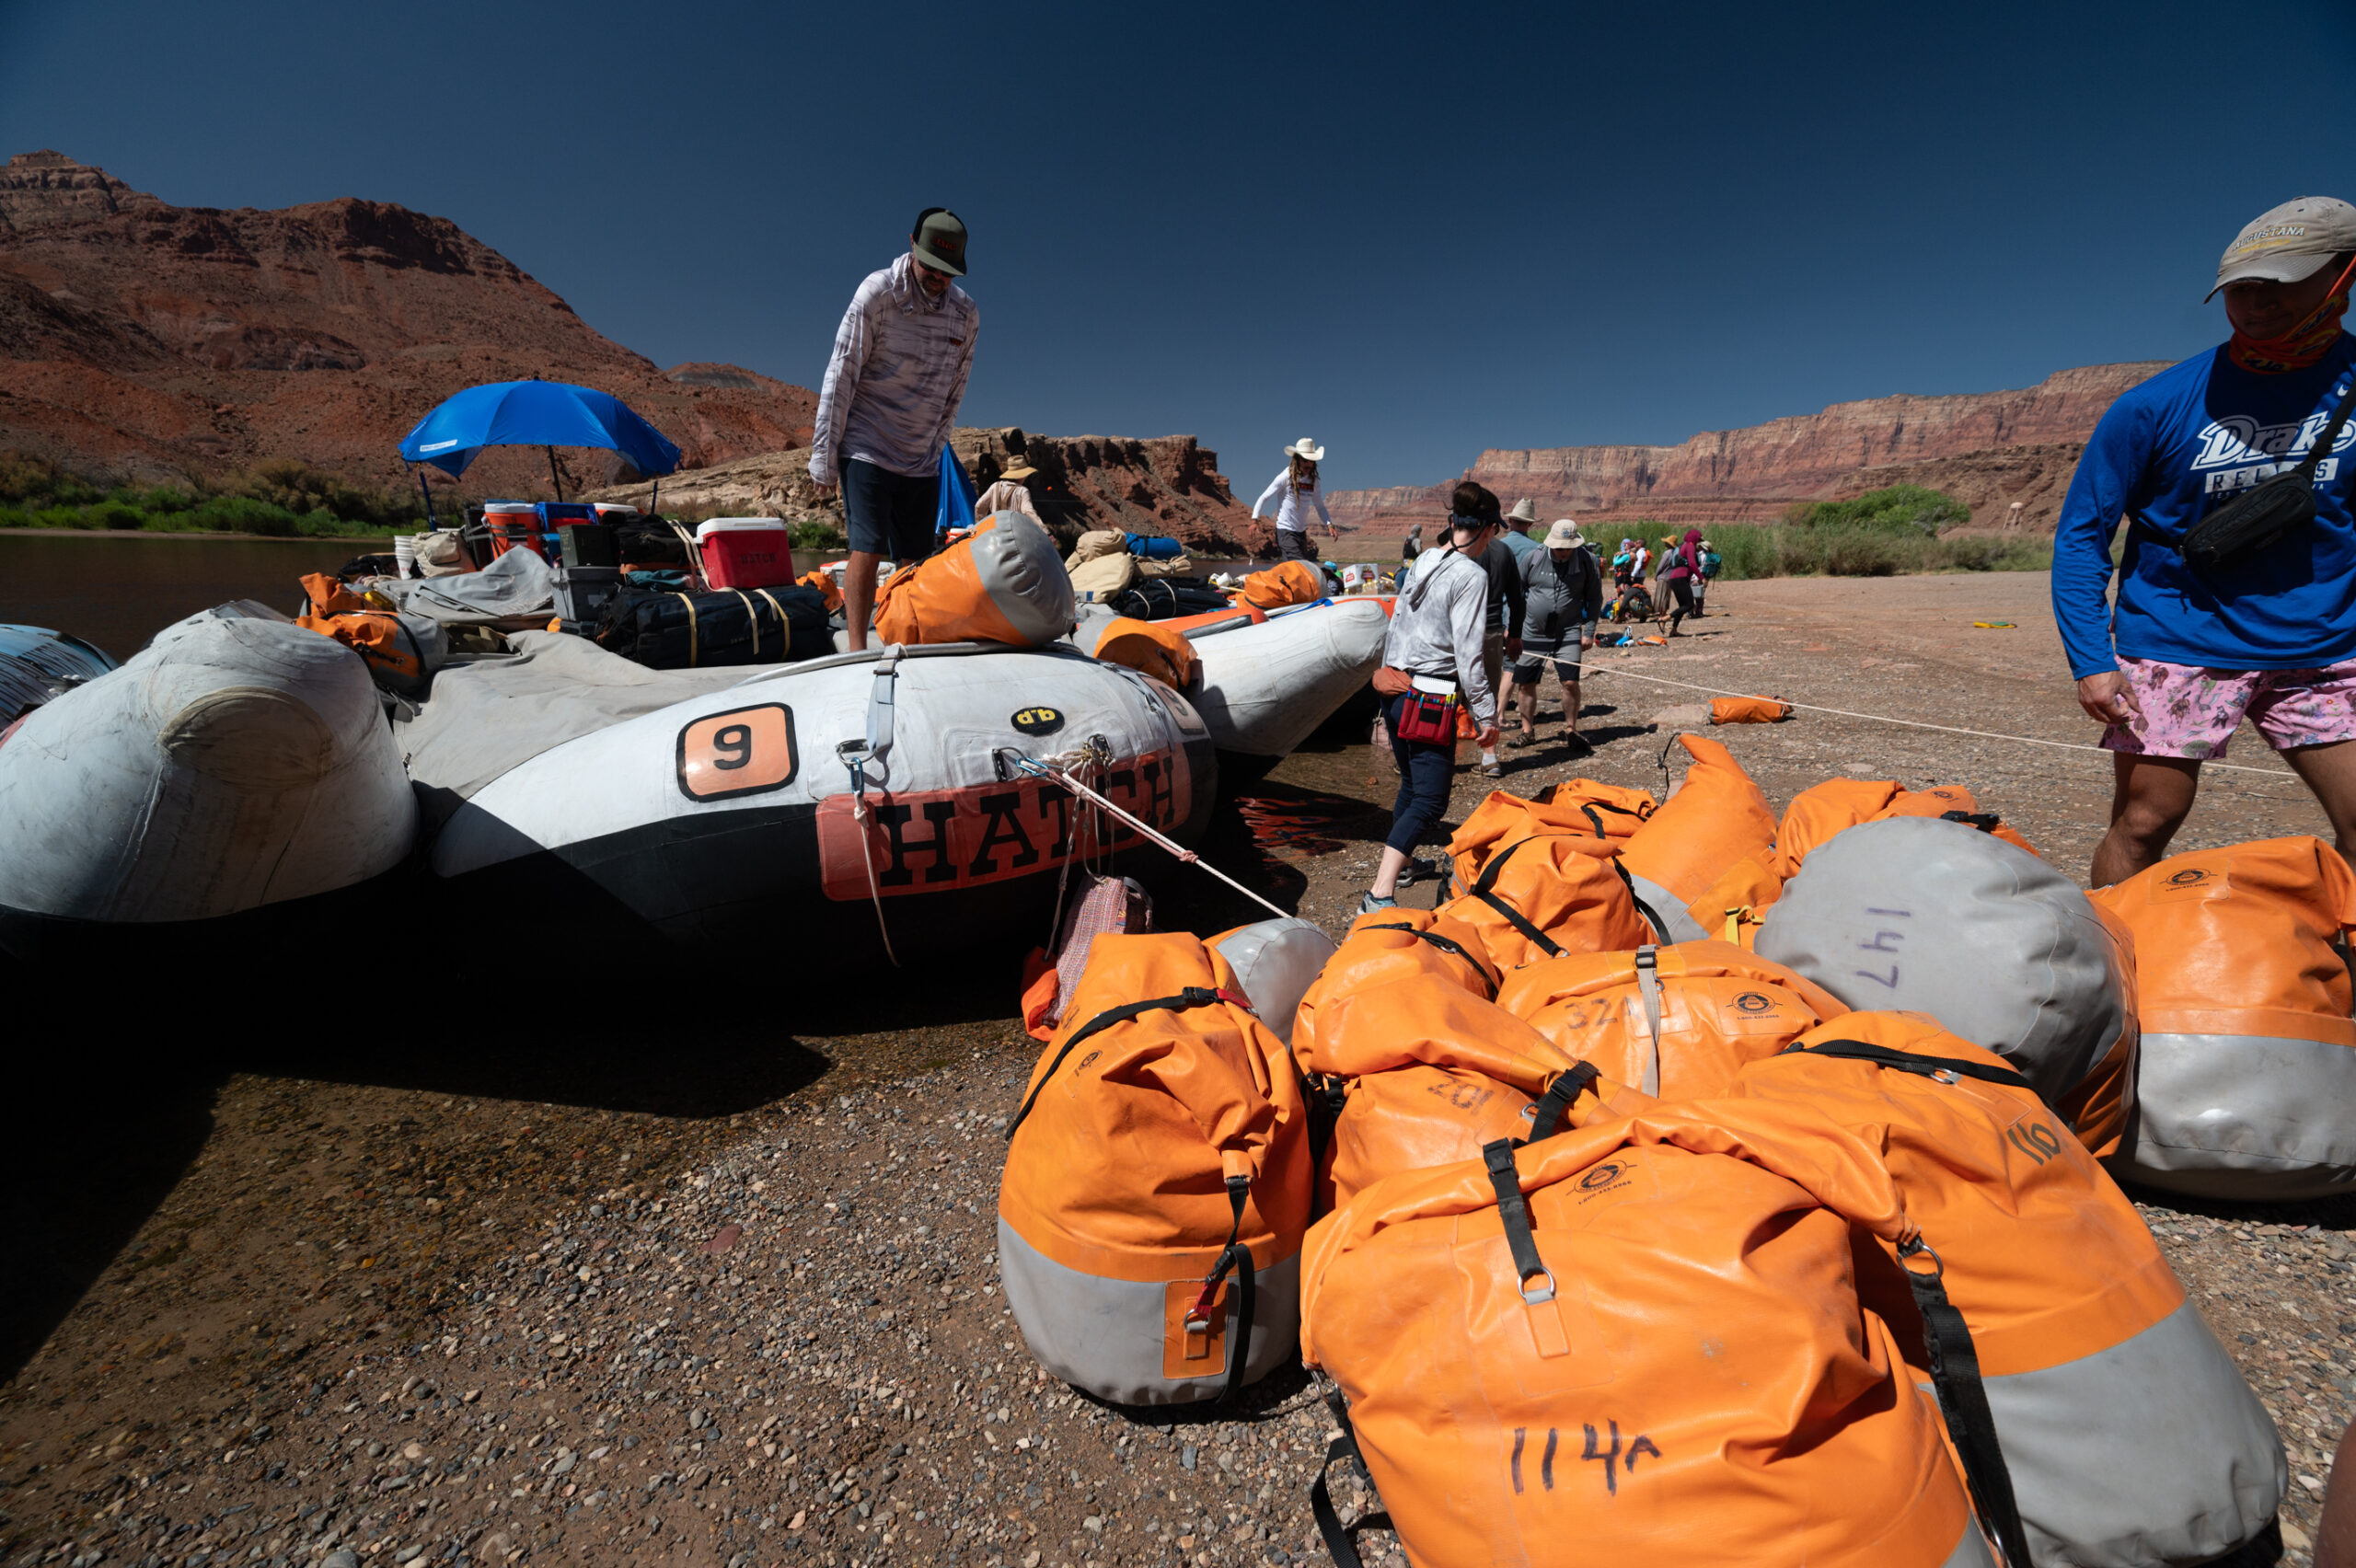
[1252, 438, 1338, 563]
[1507, 519, 1604, 750]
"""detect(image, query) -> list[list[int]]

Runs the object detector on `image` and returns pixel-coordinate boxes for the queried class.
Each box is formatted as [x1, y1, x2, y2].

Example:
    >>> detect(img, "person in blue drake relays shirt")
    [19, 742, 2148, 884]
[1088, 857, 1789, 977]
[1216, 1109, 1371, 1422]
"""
[2053, 195, 2356, 886]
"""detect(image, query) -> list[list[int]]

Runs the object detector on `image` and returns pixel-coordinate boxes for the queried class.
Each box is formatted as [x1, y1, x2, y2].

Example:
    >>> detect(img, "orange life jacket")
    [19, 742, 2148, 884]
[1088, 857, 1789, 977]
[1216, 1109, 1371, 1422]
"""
[2089, 836, 2356, 1199]
[998, 933, 1311, 1405]
[1300, 1100, 1998, 1568]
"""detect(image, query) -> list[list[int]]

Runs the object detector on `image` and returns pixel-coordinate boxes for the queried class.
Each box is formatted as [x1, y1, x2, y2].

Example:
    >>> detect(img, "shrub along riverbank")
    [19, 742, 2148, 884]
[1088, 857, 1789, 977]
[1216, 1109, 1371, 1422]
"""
[1633, 486, 2050, 580]
[0, 451, 416, 538]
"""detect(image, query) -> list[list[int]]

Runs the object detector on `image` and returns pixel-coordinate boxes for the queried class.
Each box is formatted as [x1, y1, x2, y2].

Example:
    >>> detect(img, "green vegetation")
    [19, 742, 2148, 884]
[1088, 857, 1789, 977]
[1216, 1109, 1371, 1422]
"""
[0, 451, 423, 538]
[1691, 521, 2049, 579]
[787, 517, 847, 550]
[1782, 483, 1974, 535]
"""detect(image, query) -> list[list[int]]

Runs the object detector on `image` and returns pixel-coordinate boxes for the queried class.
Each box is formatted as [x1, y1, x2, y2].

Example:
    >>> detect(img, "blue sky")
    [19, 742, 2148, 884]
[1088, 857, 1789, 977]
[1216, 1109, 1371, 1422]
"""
[4, 0, 2351, 490]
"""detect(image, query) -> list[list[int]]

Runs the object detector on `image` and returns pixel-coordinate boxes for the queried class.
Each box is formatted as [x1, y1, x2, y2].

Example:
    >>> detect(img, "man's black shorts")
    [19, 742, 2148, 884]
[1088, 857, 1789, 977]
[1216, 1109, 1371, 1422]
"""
[843, 458, 940, 562]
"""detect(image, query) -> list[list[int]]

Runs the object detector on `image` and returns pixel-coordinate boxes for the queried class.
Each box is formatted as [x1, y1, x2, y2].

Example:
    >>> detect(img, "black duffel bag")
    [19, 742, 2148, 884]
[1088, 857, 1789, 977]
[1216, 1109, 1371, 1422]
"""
[1111, 579, 1235, 619]
[596, 584, 832, 668]
[2151, 374, 2356, 574]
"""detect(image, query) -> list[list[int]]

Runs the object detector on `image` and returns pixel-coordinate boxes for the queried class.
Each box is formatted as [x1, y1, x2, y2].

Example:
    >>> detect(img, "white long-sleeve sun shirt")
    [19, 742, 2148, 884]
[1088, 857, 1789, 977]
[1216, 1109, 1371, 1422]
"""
[809, 253, 978, 487]
[1252, 469, 1334, 535]
[1381, 547, 1496, 726]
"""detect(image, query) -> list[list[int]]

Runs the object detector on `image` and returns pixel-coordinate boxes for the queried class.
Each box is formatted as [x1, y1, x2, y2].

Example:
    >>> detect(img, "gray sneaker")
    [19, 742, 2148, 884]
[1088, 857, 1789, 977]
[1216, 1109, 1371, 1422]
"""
[1357, 892, 1399, 916]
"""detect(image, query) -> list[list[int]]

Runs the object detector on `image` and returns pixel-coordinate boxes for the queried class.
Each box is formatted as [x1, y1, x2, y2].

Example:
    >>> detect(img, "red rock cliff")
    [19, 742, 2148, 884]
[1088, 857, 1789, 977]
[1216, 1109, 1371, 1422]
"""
[0, 150, 815, 497]
[1328, 362, 2173, 534]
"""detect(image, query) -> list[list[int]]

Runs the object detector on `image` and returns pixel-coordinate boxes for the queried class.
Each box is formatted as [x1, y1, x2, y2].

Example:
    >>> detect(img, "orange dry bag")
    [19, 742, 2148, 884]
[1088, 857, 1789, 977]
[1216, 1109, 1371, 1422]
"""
[1299, 1101, 2003, 1568]
[295, 571, 443, 695]
[1089, 616, 1200, 689]
[1495, 940, 1844, 1105]
[1773, 777, 2036, 878]
[1296, 976, 1588, 1207]
[2091, 836, 2356, 1198]
[1617, 735, 1778, 940]
[997, 934, 1310, 1405]
[871, 513, 1075, 647]
[1231, 559, 1324, 610]
[1293, 907, 1501, 1066]
[1430, 832, 1651, 973]
[1448, 780, 1656, 887]
[1727, 1012, 2286, 1567]
[1758, 815, 2136, 1154]
[1708, 694, 1793, 723]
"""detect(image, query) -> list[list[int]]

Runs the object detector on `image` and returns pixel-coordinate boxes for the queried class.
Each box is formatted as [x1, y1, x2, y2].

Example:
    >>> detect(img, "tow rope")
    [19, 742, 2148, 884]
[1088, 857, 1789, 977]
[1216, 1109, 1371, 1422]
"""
[997, 750, 1292, 921]
[837, 647, 906, 968]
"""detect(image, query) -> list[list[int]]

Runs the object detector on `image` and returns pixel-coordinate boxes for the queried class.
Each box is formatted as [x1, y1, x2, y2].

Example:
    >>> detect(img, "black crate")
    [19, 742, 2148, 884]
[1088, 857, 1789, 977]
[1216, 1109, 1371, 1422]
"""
[558, 523, 619, 570]
[553, 566, 623, 625]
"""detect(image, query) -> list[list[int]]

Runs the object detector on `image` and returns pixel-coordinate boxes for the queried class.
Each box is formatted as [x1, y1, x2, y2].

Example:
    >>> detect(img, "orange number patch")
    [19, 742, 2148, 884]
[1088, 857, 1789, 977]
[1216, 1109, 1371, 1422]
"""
[676, 703, 797, 801]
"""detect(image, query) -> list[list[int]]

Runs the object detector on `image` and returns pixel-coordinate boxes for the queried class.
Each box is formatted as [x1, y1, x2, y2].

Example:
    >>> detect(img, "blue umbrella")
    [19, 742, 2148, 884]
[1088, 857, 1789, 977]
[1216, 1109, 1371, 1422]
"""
[398, 380, 683, 505]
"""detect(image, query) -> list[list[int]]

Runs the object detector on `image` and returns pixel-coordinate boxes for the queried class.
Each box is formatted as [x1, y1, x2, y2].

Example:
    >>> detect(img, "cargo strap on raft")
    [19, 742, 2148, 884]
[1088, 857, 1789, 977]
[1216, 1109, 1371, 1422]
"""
[1631, 946, 1664, 1095]
[1782, 1040, 2043, 1100]
[1900, 1238, 2036, 1568]
[838, 647, 907, 967]
[995, 750, 1292, 921]
[1364, 922, 1497, 998]
[1004, 986, 1263, 1401]
[1309, 1379, 1374, 1568]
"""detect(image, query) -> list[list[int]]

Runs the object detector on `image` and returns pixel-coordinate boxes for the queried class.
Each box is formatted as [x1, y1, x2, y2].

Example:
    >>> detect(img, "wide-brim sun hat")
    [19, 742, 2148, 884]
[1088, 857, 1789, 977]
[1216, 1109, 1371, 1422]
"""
[1507, 499, 1541, 526]
[1543, 520, 1585, 549]
[2208, 196, 2356, 301]
[1284, 438, 1325, 462]
[999, 461, 1038, 482]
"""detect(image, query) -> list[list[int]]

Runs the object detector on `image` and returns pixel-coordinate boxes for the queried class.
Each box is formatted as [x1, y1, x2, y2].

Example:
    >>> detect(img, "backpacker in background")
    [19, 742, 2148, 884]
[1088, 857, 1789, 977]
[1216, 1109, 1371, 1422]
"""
[595, 583, 830, 669]
[2092, 835, 2356, 1198]
[294, 571, 446, 696]
[1757, 815, 2137, 1154]
[999, 934, 1311, 1405]
[1300, 1101, 1997, 1568]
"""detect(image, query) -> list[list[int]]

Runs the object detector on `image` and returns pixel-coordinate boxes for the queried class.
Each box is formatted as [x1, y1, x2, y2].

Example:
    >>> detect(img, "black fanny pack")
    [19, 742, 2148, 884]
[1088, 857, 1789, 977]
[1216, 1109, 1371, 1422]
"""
[2141, 372, 2356, 574]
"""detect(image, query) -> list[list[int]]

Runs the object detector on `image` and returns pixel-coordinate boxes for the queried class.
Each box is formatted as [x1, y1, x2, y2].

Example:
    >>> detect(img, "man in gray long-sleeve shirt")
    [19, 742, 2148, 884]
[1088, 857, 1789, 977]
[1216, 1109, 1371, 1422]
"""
[810, 208, 978, 650]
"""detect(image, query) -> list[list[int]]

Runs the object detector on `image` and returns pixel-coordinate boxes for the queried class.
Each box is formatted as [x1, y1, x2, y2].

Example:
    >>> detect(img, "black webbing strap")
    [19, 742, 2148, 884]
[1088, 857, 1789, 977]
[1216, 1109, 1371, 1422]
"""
[1470, 837, 1565, 959]
[1480, 1139, 1555, 1303]
[1520, 1062, 1600, 1144]
[1575, 798, 1647, 840]
[1782, 1040, 2040, 1098]
[1901, 1239, 2033, 1568]
[1938, 809, 2004, 834]
[1186, 1175, 1257, 1403]
[1611, 858, 1671, 943]
[1309, 1382, 1369, 1567]
[1365, 922, 1497, 997]
[1004, 986, 1236, 1144]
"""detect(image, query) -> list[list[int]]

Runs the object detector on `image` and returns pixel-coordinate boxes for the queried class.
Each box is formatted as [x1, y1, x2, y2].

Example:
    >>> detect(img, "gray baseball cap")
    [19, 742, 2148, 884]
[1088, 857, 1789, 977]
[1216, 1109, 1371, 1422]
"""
[912, 209, 968, 277]
[2208, 196, 2356, 300]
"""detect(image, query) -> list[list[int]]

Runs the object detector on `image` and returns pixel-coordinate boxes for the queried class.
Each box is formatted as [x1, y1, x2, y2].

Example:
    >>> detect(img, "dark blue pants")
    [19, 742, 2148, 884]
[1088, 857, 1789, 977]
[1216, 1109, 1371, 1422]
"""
[1383, 692, 1456, 854]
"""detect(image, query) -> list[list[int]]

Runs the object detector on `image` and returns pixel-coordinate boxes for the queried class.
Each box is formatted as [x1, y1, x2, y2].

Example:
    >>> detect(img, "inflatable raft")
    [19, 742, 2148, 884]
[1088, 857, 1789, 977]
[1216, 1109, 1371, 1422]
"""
[1073, 596, 1388, 772]
[0, 624, 118, 728]
[429, 641, 1216, 954]
[0, 606, 418, 959]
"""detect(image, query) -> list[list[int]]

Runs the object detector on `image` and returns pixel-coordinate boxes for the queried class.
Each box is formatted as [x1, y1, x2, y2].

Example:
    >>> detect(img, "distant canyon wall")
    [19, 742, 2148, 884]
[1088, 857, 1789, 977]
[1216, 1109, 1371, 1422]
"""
[1329, 362, 2173, 535]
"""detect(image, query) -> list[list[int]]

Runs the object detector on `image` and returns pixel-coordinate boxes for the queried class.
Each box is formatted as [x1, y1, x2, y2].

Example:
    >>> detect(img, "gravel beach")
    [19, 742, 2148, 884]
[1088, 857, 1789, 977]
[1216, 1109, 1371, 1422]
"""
[5, 571, 2350, 1568]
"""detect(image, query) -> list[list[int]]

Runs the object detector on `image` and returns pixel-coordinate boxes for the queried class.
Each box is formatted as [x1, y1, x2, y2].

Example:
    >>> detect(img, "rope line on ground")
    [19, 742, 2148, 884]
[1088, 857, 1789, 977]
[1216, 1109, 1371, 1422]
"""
[1579, 663, 2304, 779]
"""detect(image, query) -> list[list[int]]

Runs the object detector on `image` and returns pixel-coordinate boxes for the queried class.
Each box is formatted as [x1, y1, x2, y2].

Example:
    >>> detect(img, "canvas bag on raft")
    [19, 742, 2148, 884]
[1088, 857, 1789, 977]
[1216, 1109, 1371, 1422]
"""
[1432, 831, 1653, 973]
[1089, 617, 1200, 690]
[2091, 835, 2356, 1198]
[1299, 1100, 2002, 1568]
[1714, 1012, 2286, 1568]
[1496, 939, 1846, 1105]
[1756, 815, 2136, 1154]
[1618, 735, 1778, 943]
[1300, 976, 1588, 1208]
[594, 583, 831, 669]
[872, 513, 1075, 647]
[998, 933, 1311, 1405]
[295, 572, 446, 695]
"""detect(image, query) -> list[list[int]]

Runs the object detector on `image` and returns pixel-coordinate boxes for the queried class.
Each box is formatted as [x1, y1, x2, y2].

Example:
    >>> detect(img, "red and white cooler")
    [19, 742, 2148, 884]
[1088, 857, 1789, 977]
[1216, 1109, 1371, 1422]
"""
[696, 518, 795, 590]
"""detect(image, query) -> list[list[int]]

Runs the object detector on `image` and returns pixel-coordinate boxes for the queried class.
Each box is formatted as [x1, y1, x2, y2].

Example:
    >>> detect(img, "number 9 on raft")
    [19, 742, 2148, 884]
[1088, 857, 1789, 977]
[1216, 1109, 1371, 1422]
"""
[676, 704, 799, 801]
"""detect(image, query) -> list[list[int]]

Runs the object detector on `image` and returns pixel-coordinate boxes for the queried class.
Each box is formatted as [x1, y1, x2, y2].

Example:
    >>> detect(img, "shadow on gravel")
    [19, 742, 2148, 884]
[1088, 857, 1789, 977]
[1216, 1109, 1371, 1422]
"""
[2, 948, 225, 1384]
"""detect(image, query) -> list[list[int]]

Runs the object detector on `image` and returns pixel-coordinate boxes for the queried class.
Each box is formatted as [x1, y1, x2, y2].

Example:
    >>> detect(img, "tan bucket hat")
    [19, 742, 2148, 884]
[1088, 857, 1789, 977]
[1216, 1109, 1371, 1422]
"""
[1543, 519, 1586, 549]
[1507, 499, 1540, 527]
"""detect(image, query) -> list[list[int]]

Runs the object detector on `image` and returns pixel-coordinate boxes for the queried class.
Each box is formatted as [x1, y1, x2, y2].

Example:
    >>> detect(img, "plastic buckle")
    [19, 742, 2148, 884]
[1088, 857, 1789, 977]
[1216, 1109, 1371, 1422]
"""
[1519, 1268, 1557, 1306]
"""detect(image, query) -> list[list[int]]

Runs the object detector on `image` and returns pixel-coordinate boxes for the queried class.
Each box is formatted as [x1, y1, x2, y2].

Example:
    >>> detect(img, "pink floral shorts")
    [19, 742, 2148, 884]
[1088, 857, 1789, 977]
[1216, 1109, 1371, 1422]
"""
[2102, 654, 2356, 760]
